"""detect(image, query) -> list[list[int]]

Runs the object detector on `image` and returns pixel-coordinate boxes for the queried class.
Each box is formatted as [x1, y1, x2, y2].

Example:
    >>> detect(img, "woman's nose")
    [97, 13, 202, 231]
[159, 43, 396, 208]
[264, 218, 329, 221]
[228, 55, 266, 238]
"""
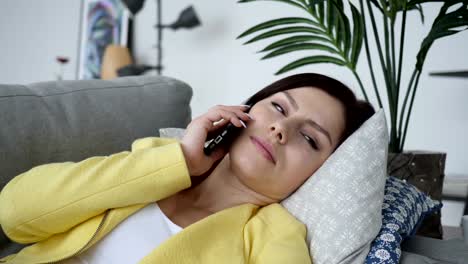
[269, 123, 287, 144]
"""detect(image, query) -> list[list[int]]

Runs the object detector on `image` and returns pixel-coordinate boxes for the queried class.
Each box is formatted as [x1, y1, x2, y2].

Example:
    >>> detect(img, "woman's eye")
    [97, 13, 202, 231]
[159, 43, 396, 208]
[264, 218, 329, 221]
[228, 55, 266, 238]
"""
[303, 134, 319, 150]
[272, 101, 318, 150]
[271, 102, 285, 115]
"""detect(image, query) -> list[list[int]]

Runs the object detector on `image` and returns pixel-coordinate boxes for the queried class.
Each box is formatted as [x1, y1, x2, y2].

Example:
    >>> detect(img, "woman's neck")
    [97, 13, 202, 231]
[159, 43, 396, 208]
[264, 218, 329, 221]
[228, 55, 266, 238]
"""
[178, 154, 275, 214]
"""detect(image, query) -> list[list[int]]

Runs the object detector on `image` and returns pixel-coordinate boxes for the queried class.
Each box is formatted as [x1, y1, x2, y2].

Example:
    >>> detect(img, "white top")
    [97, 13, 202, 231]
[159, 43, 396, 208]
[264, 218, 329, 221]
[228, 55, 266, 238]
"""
[63, 203, 182, 264]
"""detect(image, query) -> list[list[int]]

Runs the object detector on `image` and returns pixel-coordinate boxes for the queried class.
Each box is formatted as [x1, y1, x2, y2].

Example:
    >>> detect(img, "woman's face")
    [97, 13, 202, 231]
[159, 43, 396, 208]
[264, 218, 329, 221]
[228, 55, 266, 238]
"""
[229, 87, 346, 202]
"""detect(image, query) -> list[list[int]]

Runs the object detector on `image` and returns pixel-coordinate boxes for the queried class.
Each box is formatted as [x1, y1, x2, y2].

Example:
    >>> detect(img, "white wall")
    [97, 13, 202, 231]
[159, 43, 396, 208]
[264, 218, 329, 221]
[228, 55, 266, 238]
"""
[0, 0, 467, 176]
[0, 0, 81, 83]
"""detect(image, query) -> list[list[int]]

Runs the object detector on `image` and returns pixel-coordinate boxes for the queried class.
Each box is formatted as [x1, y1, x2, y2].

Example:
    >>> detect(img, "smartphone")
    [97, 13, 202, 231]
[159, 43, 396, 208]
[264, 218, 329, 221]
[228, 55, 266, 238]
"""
[203, 107, 250, 156]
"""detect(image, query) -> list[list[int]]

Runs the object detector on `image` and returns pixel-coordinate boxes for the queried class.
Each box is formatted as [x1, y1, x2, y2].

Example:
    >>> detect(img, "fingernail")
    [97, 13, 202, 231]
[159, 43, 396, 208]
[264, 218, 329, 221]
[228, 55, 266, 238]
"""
[239, 120, 247, 128]
[246, 113, 254, 120]
[240, 104, 251, 108]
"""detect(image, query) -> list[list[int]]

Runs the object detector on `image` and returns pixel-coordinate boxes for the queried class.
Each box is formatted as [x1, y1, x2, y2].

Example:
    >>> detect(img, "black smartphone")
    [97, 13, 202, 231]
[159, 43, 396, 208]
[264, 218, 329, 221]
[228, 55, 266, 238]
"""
[203, 108, 250, 156]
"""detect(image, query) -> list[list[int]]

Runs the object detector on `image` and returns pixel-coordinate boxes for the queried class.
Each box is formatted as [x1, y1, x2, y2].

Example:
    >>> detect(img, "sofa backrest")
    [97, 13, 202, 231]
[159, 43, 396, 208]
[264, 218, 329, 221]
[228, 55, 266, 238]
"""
[0, 75, 192, 191]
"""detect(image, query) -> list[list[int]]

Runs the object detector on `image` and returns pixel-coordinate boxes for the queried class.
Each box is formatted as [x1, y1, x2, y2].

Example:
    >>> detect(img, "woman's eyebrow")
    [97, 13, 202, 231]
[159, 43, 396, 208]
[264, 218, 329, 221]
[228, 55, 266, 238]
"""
[280, 91, 333, 146]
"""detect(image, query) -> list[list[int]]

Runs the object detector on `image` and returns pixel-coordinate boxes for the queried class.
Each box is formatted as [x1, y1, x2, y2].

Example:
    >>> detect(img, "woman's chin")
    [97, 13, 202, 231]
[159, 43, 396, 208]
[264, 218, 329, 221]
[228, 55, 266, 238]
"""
[231, 151, 273, 177]
[227, 139, 276, 182]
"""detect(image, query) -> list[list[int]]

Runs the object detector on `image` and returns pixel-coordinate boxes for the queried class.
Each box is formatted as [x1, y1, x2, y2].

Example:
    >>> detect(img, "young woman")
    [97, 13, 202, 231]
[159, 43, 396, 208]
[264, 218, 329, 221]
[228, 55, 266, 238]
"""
[0, 73, 374, 264]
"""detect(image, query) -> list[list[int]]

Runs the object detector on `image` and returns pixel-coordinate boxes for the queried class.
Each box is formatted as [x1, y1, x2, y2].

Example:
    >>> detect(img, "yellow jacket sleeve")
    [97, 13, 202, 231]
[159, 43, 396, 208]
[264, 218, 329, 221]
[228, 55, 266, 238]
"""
[0, 137, 191, 244]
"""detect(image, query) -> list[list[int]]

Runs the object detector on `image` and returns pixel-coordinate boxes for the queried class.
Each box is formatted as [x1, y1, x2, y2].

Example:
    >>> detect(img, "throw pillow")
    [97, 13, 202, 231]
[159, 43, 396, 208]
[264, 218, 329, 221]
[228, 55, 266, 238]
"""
[159, 109, 389, 264]
[281, 109, 388, 264]
[364, 176, 443, 264]
[159, 127, 186, 139]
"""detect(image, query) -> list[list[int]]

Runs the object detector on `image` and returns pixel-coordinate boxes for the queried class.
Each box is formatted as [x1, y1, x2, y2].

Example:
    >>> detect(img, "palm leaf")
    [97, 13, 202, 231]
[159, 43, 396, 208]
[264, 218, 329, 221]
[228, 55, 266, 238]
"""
[307, 1, 328, 19]
[326, 0, 336, 35]
[415, 0, 468, 70]
[307, 0, 355, 57]
[237, 17, 321, 39]
[350, 3, 364, 68]
[342, 14, 352, 57]
[414, 4, 425, 24]
[318, 1, 325, 24]
[333, 6, 344, 48]
[331, 0, 351, 55]
[276, 55, 346, 74]
[307, 0, 326, 4]
[261, 43, 339, 59]
[238, 0, 363, 76]
[243, 26, 326, 44]
[260, 35, 331, 51]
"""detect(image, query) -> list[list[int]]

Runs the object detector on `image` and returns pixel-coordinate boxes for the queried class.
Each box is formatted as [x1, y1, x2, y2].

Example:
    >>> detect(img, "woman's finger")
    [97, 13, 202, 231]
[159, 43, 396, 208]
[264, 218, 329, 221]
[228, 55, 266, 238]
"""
[206, 107, 251, 127]
[203, 109, 240, 128]
[209, 118, 230, 131]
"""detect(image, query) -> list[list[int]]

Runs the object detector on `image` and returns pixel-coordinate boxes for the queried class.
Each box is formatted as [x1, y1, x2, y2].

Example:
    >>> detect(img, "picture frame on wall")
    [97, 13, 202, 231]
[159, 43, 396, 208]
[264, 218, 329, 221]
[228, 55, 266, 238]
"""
[77, 0, 130, 80]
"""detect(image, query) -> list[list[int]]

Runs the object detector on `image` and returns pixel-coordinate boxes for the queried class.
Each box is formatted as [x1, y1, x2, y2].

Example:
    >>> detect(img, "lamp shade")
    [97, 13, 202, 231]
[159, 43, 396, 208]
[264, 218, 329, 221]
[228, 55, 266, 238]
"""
[122, 0, 146, 15]
[100, 45, 133, 80]
[169, 5, 201, 30]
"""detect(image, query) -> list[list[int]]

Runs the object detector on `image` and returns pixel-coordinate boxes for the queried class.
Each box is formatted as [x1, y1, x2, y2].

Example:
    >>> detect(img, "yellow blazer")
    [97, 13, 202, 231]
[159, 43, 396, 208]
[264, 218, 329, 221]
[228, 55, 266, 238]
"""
[0, 137, 311, 263]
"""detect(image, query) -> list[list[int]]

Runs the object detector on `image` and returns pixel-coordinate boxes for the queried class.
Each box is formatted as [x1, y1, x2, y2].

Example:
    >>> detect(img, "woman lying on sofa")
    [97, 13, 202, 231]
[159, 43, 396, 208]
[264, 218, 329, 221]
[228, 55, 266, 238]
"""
[0, 73, 374, 264]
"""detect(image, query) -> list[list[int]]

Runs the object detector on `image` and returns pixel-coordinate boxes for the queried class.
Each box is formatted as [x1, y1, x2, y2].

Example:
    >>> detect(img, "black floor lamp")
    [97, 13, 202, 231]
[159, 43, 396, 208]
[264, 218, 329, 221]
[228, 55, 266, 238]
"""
[119, 0, 201, 76]
[429, 70, 468, 78]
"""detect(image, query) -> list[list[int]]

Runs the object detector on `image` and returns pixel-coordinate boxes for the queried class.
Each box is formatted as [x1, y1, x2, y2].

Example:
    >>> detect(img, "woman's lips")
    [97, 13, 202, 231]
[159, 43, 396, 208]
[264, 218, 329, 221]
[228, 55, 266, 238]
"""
[250, 136, 276, 164]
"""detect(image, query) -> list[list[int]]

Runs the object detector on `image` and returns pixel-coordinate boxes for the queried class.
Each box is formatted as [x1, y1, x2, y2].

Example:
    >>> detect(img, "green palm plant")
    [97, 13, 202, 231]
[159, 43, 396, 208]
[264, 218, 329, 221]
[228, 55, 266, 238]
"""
[237, 0, 468, 153]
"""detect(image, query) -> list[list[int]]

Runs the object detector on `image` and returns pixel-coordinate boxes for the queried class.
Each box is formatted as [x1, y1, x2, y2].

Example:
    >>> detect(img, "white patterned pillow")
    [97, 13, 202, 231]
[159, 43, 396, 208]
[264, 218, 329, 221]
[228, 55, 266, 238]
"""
[281, 109, 388, 264]
[159, 110, 388, 264]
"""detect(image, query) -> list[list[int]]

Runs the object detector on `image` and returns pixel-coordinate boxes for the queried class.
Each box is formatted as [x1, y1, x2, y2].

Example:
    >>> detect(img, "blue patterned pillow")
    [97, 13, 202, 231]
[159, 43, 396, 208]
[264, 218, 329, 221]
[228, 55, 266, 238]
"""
[365, 176, 442, 264]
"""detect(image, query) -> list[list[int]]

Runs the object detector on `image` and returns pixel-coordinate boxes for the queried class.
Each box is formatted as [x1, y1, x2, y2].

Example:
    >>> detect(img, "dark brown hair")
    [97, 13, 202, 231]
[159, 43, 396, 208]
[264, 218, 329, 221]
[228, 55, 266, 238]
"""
[243, 73, 375, 148]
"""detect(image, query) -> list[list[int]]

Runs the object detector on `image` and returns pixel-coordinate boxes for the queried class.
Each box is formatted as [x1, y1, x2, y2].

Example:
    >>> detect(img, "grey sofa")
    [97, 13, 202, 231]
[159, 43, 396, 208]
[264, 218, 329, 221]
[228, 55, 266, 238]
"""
[0, 75, 467, 263]
[0, 75, 192, 257]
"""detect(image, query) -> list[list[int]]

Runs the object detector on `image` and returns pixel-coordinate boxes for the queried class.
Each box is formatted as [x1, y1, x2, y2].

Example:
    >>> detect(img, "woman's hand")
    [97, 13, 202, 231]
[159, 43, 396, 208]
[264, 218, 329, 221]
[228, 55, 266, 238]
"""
[180, 105, 252, 176]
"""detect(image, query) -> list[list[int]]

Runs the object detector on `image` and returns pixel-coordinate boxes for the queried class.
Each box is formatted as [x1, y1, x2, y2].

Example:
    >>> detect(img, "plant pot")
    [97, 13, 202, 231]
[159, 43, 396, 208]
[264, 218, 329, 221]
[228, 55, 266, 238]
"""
[387, 151, 447, 239]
